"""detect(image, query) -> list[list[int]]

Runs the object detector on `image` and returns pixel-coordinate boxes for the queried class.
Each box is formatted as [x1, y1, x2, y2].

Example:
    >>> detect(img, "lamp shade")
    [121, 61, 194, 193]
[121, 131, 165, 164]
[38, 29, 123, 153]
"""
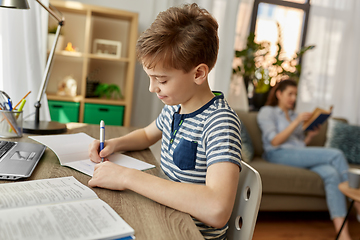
[0, 0, 29, 9]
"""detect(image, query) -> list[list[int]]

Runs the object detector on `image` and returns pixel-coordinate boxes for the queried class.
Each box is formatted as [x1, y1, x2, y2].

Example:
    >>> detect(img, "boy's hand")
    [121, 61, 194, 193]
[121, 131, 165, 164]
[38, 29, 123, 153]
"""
[88, 161, 131, 191]
[88, 139, 115, 163]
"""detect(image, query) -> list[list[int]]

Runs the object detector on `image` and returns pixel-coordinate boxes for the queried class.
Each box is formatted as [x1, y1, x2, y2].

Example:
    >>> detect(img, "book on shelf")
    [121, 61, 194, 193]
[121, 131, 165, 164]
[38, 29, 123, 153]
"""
[302, 106, 333, 131]
[29, 132, 155, 177]
[0, 176, 134, 240]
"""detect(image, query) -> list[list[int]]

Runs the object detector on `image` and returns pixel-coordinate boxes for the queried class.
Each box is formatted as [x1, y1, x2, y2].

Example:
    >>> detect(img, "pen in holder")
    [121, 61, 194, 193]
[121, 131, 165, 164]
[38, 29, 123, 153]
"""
[0, 110, 23, 138]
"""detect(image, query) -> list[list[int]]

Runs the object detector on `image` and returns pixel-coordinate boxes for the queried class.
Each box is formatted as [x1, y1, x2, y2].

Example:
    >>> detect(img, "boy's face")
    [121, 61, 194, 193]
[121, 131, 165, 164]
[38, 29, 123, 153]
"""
[143, 64, 198, 106]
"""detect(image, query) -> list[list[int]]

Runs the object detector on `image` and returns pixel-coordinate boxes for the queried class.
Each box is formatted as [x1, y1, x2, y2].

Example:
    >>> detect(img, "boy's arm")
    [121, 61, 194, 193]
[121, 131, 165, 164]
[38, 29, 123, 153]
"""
[89, 121, 162, 163]
[88, 161, 240, 228]
[111, 120, 162, 152]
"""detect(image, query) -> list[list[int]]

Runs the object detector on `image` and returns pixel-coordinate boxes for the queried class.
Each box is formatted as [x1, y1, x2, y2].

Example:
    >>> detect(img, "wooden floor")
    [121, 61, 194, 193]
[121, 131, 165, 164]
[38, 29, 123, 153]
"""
[253, 211, 360, 240]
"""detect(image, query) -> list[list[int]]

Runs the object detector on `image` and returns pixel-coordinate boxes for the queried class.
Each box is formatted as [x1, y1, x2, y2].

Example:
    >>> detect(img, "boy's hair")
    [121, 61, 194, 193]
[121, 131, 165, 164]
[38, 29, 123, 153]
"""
[136, 3, 219, 73]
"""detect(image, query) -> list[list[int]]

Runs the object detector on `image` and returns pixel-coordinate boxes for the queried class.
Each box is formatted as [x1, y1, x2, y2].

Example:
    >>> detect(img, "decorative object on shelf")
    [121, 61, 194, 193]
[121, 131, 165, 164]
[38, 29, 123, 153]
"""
[65, 42, 77, 52]
[41, 1, 138, 127]
[0, 0, 67, 134]
[57, 76, 77, 97]
[94, 84, 123, 100]
[86, 69, 100, 98]
[93, 39, 121, 58]
[48, 24, 64, 52]
[86, 79, 100, 98]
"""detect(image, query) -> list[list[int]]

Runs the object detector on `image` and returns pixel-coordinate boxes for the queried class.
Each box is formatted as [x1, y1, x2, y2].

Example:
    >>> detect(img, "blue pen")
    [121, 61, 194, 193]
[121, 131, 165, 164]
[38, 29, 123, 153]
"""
[7, 99, 12, 111]
[100, 120, 105, 162]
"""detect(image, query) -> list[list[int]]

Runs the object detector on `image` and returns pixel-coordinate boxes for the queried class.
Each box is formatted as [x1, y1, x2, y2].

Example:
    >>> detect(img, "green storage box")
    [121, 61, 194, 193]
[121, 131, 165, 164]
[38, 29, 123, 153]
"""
[84, 103, 124, 126]
[48, 100, 80, 123]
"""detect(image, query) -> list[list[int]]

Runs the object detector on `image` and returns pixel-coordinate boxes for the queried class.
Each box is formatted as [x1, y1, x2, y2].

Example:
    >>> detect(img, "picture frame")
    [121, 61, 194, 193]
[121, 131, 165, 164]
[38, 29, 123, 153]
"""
[93, 39, 121, 58]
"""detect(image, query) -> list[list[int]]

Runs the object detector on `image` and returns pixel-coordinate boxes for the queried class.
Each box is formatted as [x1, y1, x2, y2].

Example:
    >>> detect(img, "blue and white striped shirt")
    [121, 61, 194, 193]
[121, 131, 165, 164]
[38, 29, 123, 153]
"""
[156, 92, 242, 239]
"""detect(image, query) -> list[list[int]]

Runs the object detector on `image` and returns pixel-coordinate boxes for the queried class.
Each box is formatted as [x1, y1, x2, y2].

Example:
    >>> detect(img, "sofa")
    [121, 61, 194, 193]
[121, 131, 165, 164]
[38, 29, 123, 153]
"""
[235, 110, 360, 212]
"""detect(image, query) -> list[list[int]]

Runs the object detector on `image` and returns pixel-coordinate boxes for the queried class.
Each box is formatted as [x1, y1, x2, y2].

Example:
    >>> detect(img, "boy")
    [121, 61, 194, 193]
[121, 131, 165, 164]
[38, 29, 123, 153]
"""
[88, 3, 242, 239]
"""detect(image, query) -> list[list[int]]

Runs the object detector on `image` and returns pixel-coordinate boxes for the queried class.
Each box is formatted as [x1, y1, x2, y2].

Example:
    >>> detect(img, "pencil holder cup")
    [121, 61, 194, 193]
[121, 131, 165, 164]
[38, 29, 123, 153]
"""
[0, 110, 23, 138]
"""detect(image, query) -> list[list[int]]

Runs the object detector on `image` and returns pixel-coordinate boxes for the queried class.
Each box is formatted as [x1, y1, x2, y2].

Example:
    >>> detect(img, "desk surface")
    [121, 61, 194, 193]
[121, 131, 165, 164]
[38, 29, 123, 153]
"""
[339, 181, 360, 202]
[0, 123, 203, 240]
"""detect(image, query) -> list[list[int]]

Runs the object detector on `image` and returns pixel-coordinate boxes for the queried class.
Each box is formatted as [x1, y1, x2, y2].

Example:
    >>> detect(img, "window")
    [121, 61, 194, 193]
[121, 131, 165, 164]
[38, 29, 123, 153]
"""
[250, 0, 311, 85]
[233, 0, 311, 85]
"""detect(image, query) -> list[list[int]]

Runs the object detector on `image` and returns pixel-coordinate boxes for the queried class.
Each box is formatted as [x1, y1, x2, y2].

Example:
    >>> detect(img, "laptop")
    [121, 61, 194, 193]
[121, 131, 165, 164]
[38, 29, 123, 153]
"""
[0, 140, 46, 180]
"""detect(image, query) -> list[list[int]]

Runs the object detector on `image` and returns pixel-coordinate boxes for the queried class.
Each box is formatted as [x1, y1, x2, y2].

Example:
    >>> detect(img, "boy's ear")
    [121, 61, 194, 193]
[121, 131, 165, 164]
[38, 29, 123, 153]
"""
[194, 64, 209, 85]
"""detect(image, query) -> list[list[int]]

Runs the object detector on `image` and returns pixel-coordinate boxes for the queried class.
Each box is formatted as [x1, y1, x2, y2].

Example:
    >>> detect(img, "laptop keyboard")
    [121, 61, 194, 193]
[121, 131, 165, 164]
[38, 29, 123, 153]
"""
[0, 141, 15, 159]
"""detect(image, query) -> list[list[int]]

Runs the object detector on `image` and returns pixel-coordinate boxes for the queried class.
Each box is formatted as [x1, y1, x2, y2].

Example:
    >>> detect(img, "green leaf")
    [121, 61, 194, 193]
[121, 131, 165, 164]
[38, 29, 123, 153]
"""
[94, 83, 122, 99]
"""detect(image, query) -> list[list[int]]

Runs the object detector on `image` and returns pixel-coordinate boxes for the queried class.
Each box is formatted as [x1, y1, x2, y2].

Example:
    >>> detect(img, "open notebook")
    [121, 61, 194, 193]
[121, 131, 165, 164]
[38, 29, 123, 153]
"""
[29, 132, 155, 176]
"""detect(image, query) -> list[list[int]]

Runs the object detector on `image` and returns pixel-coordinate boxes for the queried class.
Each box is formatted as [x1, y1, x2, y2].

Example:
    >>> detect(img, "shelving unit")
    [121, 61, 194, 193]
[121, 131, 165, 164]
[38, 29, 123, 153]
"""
[46, 0, 138, 126]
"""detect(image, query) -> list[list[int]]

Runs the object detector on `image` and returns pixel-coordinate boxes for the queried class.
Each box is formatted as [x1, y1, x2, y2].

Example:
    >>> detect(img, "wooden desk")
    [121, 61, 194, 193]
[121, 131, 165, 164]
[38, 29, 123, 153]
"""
[335, 181, 360, 240]
[0, 123, 203, 240]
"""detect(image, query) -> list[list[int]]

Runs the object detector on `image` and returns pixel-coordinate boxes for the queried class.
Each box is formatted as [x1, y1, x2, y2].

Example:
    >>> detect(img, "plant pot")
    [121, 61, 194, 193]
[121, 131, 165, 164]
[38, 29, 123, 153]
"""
[86, 79, 99, 98]
[252, 91, 270, 111]
[47, 34, 64, 52]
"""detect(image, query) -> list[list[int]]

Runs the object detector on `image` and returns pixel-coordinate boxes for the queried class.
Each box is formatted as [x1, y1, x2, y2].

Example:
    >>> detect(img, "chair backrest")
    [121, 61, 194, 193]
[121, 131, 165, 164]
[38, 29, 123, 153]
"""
[227, 161, 262, 240]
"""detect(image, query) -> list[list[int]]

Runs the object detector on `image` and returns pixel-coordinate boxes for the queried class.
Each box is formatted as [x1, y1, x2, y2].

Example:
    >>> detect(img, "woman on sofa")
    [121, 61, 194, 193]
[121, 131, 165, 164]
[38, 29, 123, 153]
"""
[257, 79, 360, 240]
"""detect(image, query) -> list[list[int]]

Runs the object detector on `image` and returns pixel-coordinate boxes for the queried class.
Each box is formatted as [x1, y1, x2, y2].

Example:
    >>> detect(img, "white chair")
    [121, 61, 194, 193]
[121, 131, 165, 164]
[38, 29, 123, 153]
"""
[227, 161, 262, 240]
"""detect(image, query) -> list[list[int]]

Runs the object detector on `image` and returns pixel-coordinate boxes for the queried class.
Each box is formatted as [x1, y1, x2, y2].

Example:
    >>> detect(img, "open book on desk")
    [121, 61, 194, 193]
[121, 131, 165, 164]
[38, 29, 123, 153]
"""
[29, 132, 155, 177]
[302, 106, 333, 131]
[0, 176, 134, 240]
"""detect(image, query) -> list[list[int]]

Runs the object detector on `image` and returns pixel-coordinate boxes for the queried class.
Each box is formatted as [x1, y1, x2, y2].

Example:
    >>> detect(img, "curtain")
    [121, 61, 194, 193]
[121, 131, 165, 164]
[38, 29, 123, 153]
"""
[227, 0, 254, 112]
[296, 0, 360, 125]
[0, 0, 50, 121]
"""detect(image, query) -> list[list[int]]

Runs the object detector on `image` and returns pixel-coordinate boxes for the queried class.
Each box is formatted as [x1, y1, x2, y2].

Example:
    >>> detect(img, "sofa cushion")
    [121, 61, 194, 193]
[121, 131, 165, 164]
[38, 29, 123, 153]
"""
[325, 119, 360, 164]
[259, 194, 328, 211]
[240, 120, 254, 162]
[236, 110, 264, 157]
[249, 157, 326, 197]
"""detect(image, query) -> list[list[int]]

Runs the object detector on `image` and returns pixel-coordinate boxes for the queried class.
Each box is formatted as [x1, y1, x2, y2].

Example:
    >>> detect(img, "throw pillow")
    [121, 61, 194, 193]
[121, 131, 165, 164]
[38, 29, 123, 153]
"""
[240, 121, 254, 163]
[325, 119, 360, 164]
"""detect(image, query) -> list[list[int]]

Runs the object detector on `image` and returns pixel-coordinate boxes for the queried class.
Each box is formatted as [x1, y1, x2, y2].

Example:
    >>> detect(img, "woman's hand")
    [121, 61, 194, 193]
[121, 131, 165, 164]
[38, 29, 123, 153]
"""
[307, 125, 321, 138]
[305, 125, 321, 145]
[270, 111, 312, 146]
[88, 161, 132, 190]
[307, 125, 321, 137]
[88, 139, 117, 163]
[295, 112, 312, 124]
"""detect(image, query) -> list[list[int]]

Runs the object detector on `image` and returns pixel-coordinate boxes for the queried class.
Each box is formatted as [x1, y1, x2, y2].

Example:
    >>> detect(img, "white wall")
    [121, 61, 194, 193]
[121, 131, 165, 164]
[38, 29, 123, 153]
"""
[58, 0, 166, 127]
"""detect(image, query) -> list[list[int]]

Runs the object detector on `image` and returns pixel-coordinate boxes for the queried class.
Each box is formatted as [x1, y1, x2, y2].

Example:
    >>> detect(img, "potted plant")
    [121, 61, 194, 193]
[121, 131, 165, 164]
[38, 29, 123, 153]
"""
[94, 83, 123, 100]
[267, 23, 315, 84]
[47, 25, 64, 52]
[233, 33, 270, 93]
[233, 23, 315, 110]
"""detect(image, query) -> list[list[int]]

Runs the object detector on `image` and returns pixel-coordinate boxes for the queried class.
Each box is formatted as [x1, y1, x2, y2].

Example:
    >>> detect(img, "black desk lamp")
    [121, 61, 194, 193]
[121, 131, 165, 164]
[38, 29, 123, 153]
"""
[0, 0, 67, 134]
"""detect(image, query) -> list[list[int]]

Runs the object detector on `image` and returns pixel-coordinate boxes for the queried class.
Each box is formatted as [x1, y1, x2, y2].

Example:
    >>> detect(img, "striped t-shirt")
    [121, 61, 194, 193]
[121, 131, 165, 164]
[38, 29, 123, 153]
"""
[156, 92, 242, 240]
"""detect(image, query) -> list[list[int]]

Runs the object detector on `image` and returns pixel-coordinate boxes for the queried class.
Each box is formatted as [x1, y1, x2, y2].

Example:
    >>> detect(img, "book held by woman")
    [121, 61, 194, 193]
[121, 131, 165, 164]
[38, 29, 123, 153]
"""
[302, 106, 333, 131]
